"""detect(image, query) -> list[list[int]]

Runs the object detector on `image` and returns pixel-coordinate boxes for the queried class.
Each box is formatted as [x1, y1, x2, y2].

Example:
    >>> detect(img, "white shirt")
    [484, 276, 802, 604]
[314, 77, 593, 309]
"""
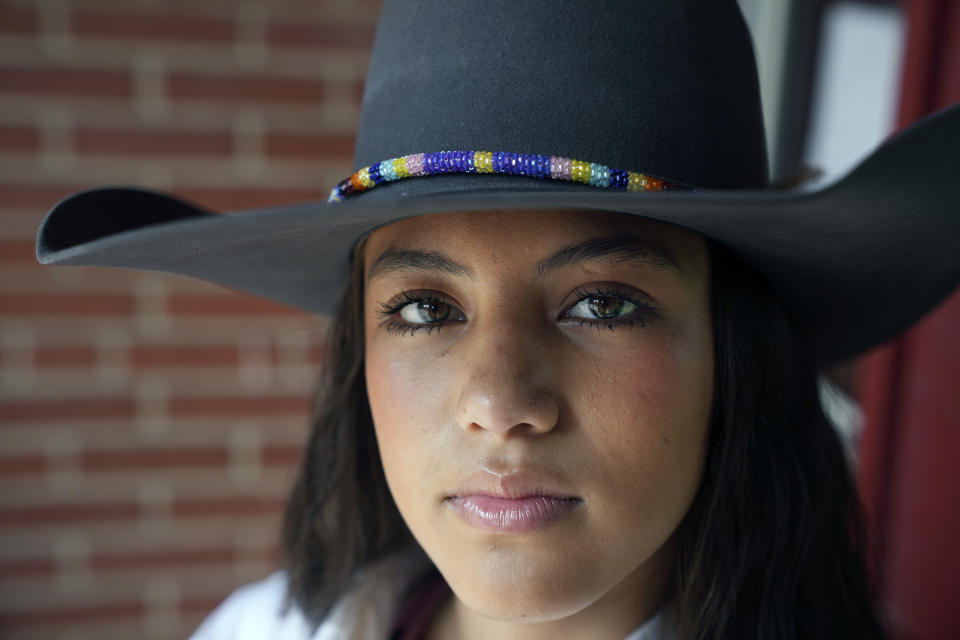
[190, 551, 676, 640]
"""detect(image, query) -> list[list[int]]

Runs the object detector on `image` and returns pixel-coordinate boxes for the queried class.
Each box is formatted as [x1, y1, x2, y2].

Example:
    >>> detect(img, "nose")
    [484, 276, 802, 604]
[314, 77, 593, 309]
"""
[454, 320, 560, 438]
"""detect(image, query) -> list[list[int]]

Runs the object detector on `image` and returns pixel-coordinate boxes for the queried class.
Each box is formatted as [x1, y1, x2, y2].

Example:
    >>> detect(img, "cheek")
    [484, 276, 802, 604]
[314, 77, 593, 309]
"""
[574, 323, 713, 533]
[365, 338, 456, 506]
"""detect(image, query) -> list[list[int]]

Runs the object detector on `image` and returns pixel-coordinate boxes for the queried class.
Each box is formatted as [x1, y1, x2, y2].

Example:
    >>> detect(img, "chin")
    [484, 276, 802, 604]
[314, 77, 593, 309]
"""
[438, 544, 608, 623]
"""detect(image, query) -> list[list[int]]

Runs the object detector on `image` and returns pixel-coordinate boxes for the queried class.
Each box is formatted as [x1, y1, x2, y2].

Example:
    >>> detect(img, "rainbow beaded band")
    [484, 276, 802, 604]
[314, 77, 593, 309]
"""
[326, 150, 686, 203]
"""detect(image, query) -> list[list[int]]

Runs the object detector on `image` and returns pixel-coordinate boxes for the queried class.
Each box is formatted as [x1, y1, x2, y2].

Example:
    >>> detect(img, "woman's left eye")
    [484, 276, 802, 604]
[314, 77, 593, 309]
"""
[566, 294, 638, 320]
[560, 287, 654, 330]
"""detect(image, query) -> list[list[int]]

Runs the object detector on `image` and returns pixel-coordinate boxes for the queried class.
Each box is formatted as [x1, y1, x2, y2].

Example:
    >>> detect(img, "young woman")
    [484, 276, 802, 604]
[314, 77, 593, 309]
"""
[277, 209, 882, 639]
[36, 1, 959, 638]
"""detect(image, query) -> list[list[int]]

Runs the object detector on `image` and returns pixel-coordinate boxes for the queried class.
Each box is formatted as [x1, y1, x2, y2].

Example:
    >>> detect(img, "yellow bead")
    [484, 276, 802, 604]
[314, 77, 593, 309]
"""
[394, 157, 409, 179]
[627, 172, 642, 192]
[475, 151, 493, 173]
[571, 159, 591, 184]
[358, 168, 374, 189]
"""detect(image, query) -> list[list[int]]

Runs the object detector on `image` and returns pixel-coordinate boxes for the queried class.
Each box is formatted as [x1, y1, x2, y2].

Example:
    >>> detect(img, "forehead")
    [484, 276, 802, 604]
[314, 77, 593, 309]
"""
[362, 208, 709, 278]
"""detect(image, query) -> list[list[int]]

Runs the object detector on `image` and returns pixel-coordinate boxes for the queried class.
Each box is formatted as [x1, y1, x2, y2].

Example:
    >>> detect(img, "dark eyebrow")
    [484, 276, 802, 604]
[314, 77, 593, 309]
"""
[535, 235, 682, 277]
[367, 234, 681, 283]
[367, 245, 473, 282]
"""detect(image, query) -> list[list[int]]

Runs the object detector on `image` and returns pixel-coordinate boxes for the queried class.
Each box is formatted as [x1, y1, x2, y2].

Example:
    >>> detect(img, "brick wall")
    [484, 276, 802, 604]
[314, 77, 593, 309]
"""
[0, 1, 380, 638]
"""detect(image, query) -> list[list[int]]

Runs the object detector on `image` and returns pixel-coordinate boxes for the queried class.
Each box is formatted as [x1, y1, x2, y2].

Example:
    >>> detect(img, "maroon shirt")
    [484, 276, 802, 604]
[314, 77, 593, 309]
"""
[388, 570, 451, 640]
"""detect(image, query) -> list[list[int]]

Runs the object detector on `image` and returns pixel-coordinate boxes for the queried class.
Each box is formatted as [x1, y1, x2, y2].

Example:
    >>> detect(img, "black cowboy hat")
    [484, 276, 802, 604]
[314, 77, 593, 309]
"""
[36, 0, 960, 366]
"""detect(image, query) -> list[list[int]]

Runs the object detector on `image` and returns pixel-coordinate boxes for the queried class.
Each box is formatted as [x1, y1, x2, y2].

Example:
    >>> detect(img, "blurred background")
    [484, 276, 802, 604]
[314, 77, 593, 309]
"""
[0, 0, 957, 638]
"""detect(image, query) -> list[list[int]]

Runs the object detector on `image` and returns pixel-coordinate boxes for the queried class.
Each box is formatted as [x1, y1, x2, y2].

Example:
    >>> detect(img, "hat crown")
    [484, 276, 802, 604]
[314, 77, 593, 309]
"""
[355, 0, 768, 190]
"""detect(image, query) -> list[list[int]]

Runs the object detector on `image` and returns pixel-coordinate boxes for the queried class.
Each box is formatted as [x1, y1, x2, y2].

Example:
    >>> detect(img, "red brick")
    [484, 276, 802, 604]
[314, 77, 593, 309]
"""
[0, 549, 249, 578]
[82, 447, 229, 471]
[0, 67, 132, 98]
[0, 294, 135, 315]
[261, 445, 302, 466]
[182, 597, 229, 617]
[263, 132, 354, 159]
[0, 241, 37, 263]
[0, 502, 139, 527]
[94, 547, 234, 571]
[0, 547, 276, 577]
[0, 398, 135, 422]
[128, 345, 242, 368]
[0, 598, 230, 630]
[169, 395, 308, 417]
[265, 22, 375, 48]
[0, 557, 54, 577]
[0, 496, 284, 529]
[0, 547, 277, 577]
[71, 10, 234, 43]
[306, 344, 328, 364]
[0, 6, 37, 35]
[34, 345, 98, 368]
[0, 183, 82, 209]
[74, 128, 233, 156]
[173, 187, 323, 211]
[0, 455, 46, 475]
[172, 496, 285, 517]
[325, 79, 366, 105]
[96, 547, 275, 573]
[0, 125, 40, 152]
[0, 602, 142, 627]
[167, 73, 323, 104]
[167, 294, 304, 316]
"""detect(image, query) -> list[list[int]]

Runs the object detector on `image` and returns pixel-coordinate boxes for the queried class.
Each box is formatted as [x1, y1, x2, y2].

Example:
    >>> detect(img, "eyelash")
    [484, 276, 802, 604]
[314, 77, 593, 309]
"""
[375, 286, 656, 336]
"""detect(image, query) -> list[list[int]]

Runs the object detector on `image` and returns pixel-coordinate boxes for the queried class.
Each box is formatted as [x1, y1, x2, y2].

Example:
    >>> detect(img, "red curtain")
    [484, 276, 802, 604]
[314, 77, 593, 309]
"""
[856, 1, 960, 638]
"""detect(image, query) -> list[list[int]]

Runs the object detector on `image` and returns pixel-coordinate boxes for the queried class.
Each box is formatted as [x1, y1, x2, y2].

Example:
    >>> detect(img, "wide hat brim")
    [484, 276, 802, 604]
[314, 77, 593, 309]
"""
[36, 103, 960, 367]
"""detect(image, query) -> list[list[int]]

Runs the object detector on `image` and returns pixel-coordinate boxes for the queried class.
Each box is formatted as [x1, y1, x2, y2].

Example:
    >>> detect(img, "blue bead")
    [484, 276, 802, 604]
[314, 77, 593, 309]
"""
[537, 154, 550, 178]
[369, 162, 386, 185]
[610, 168, 628, 189]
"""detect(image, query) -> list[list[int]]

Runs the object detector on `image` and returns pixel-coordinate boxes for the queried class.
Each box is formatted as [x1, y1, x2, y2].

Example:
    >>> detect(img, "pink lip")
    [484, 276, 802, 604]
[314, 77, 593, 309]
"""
[444, 468, 583, 534]
[446, 495, 582, 533]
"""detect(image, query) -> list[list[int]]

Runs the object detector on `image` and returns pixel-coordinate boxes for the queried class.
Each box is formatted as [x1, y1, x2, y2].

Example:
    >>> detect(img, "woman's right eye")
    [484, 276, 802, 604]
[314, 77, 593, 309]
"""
[398, 299, 458, 324]
[376, 291, 466, 336]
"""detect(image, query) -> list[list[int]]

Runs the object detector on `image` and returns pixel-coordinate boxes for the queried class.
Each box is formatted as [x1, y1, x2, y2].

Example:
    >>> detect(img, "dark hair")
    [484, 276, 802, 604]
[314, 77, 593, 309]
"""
[279, 235, 886, 638]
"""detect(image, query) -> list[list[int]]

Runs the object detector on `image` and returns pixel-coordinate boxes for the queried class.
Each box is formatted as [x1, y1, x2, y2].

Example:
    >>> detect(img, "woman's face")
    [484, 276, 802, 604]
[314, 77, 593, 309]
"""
[363, 209, 714, 625]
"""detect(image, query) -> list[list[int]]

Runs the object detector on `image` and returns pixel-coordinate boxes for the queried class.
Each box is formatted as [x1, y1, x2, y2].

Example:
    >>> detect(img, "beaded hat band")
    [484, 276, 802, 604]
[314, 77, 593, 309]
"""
[327, 150, 688, 203]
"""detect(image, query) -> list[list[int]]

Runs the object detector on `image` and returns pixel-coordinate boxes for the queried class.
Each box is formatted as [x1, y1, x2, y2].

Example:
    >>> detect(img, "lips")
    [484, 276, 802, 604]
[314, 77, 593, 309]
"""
[444, 468, 583, 534]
